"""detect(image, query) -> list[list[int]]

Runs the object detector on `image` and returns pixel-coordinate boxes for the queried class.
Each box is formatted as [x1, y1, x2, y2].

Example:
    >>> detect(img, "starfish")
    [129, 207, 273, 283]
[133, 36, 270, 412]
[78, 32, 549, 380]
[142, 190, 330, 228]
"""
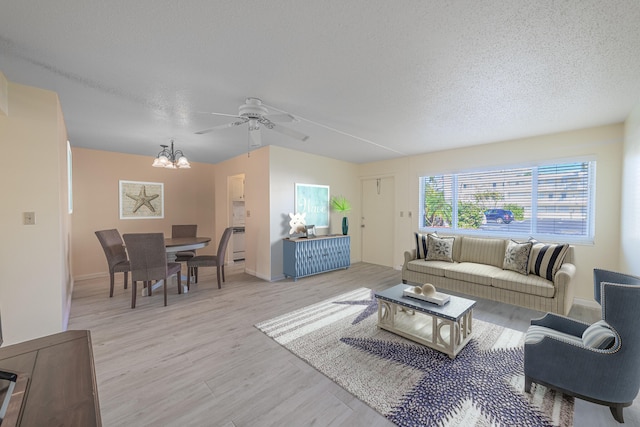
[333, 290, 378, 325]
[126, 186, 159, 213]
[340, 337, 559, 427]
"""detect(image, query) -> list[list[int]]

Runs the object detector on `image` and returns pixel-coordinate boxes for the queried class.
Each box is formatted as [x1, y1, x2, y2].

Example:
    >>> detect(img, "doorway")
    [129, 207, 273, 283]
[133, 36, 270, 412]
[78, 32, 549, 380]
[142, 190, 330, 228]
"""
[361, 176, 395, 267]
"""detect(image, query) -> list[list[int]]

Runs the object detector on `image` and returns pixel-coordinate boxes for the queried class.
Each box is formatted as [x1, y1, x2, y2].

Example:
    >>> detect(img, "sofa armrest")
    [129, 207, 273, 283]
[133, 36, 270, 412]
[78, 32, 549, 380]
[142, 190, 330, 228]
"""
[554, 262, 576, 315]
[530, 312, 589, 336]
[404, 249, 417, 264]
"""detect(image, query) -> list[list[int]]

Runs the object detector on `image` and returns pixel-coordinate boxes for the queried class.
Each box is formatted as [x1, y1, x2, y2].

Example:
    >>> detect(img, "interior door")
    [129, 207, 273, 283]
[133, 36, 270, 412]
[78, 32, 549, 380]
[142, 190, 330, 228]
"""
[361, 176, 395, 267]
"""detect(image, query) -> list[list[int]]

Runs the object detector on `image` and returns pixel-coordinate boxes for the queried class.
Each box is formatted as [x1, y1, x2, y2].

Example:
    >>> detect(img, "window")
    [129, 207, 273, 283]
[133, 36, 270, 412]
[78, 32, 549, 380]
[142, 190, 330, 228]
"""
[419, 160, 595, 242]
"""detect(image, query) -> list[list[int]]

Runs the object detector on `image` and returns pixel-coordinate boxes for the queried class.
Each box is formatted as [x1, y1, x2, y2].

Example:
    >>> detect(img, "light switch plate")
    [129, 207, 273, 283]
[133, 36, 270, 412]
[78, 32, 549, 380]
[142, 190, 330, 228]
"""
[23, 211, 36, 225]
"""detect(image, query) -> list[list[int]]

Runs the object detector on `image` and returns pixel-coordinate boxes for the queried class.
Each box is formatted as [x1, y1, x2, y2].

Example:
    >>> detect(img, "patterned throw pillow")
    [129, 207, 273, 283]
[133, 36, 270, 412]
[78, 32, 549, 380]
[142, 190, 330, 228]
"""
[582, 320, 616, 349]
[529, 239, 569, 281]
[425, 235, 455, 262]
[503, 240, 533, 275]
[414, 232, 437, 259]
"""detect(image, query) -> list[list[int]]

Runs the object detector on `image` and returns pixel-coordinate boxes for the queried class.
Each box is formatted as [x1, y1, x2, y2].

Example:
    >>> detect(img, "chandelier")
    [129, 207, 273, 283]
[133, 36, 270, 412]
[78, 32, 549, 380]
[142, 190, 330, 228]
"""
[151, 139, 191, 169]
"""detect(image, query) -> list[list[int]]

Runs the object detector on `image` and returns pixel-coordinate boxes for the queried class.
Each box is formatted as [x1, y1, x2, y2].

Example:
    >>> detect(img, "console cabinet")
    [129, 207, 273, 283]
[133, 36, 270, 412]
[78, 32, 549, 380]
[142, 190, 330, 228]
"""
[283, 235, 350, 280]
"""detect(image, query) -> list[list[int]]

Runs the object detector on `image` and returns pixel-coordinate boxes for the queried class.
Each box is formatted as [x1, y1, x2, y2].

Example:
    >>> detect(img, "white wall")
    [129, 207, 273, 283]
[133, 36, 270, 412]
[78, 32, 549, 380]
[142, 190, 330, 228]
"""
[360, 124, 624, 301]
[269, 145, 361, 280]
[621, 102, 640, 275]
[0, 78, 71, 345]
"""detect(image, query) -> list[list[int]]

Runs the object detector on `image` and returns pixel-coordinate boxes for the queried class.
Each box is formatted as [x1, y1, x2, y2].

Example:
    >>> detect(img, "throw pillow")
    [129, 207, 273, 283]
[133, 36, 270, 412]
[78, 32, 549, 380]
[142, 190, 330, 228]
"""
[529, 239, 569, 281]
[414, 232, 437, 259]
[582, 320, 616, 349]
[503, 240, 533, 275]
[425, 235, 455, 262]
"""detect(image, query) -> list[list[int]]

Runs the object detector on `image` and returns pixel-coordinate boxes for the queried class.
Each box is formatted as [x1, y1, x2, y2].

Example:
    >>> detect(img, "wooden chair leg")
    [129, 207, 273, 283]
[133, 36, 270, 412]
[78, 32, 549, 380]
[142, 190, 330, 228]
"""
[177, 272, 182, 295]
[123, 272, 128, 290]
[222, 265, 225, 282]
[147, 281, 152, 297]
[195, 267, 198, 284]
[610, 405, 624, 423]
[216, 266, 222, 289]
[131, 281, 137, 309]
[109, 273, 115, 297]
[163, 279, 168, 307]
[187, 267, 191, 290]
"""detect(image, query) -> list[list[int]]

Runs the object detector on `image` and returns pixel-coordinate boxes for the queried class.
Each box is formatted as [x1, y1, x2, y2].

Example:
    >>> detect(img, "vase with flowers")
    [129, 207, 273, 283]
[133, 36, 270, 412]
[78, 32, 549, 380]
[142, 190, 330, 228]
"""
[330, 195, 351, 235]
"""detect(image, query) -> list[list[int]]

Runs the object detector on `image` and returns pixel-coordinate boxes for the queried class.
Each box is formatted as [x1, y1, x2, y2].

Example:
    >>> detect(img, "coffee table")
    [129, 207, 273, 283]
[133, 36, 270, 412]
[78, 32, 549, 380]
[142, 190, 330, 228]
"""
[375, 284, 476, 358]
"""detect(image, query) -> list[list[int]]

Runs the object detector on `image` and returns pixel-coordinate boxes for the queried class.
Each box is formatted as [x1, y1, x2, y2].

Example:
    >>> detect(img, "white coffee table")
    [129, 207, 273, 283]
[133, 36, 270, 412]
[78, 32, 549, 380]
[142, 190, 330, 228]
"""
[375, 284, 476, 358]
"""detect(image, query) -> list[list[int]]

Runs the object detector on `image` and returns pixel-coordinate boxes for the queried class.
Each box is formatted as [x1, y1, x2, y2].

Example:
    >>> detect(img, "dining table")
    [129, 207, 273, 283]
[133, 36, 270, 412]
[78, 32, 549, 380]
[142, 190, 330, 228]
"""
[140, 236, 212, 296]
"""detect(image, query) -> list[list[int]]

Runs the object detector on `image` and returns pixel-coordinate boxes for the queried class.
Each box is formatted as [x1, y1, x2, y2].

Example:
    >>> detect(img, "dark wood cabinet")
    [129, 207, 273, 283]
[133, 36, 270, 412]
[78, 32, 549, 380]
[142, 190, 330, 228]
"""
[0, 330, 101, 426]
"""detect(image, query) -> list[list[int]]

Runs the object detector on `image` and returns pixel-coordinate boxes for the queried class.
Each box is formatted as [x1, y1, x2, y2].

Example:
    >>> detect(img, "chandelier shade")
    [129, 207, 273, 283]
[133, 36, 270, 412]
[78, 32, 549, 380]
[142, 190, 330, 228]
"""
[152, 140, 190, 169]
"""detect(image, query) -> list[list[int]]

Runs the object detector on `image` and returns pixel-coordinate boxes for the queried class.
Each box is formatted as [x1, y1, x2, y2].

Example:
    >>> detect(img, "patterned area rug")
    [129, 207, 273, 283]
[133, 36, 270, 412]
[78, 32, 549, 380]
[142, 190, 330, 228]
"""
[255, 287, 574, 427]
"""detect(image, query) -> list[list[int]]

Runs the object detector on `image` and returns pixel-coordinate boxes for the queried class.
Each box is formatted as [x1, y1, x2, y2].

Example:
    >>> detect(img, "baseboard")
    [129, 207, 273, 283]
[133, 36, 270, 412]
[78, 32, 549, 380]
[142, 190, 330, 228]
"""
[572, 297, 600, 310]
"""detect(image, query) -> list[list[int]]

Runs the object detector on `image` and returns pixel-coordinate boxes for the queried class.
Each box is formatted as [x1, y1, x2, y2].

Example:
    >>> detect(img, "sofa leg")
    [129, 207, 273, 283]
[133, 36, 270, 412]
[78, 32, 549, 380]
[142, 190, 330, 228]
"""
[610, 405, 624, 423]
[524, 376, 532, 393]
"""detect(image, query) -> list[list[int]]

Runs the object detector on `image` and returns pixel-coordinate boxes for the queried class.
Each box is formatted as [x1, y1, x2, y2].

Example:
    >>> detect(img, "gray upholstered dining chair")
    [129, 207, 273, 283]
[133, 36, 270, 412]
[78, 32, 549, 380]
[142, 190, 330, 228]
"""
[95, 229, 130, 297]
[524, 268, 640, 423]
[122, 233, 182, 308]
[186, 227, 233, 290]
[172, 224, 198, 262]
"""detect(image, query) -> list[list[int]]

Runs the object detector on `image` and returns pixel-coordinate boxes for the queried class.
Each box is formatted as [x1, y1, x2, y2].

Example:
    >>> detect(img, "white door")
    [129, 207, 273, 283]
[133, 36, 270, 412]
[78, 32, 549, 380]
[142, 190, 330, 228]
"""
[361, 176, 395, 267]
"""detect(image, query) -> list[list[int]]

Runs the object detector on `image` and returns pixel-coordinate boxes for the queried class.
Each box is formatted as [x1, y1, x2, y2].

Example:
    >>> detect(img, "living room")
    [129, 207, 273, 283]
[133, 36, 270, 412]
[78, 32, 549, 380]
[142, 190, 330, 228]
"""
[2, 2, 640, 425]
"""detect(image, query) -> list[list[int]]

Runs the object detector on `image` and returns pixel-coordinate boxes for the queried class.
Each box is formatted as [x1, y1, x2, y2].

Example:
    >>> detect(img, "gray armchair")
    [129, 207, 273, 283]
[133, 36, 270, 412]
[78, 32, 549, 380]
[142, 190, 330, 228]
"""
[524, 269, 640, 423]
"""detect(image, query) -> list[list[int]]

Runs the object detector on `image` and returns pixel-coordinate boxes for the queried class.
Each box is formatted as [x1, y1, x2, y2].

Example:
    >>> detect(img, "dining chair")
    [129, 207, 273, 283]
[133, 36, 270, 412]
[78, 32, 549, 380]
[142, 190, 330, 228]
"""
[172, 224, 198, 262]
[95, 229, 130, 297]
[186, 227, 234, 290]
[122, 233, 182, 308]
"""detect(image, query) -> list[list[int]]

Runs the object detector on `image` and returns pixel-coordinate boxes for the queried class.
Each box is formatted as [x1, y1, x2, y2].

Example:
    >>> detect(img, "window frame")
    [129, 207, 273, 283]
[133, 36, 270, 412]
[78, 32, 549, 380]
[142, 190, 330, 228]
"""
[418, 159, 596, 244]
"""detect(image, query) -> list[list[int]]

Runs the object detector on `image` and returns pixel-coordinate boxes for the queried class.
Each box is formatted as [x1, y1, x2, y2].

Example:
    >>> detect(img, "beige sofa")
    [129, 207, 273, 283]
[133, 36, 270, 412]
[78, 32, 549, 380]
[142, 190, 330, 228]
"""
[402, 234, 576, 315]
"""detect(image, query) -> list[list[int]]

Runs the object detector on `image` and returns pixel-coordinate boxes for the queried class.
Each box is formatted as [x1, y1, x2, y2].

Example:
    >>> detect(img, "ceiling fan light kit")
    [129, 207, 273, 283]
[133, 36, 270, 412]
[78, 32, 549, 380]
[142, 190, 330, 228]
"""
[152, 139, 191, 169]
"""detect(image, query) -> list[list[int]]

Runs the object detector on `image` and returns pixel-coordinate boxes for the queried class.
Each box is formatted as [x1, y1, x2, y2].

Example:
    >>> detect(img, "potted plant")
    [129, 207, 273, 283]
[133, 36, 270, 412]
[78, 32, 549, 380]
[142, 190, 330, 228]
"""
[330, 195, 351, 235]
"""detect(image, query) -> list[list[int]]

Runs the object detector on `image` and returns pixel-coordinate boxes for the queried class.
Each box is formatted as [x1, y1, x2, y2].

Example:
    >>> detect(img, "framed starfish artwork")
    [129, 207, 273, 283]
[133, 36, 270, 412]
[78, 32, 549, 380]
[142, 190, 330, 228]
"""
[119, 180, 164, 219]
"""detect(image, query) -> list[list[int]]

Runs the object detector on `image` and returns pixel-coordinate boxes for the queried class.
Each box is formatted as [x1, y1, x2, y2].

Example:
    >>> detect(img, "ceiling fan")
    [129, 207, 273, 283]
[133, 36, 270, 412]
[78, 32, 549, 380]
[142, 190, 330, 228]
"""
[195, 97, 310, 147]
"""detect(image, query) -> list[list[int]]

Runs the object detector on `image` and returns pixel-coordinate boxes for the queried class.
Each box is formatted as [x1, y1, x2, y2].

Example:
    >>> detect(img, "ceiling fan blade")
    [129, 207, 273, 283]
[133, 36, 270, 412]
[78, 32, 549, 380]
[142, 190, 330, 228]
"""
[265, 113, 297, 123]
[195, 118, 248, 135]
[269, 123, 310, 142]
[207, 112, 243, 119]
[248, 126, 262, 147]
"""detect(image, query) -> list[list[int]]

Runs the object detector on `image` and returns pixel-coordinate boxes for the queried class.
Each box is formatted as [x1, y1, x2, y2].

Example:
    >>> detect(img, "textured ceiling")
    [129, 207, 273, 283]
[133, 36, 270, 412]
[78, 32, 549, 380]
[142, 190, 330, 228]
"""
[1, 1, 640, 164]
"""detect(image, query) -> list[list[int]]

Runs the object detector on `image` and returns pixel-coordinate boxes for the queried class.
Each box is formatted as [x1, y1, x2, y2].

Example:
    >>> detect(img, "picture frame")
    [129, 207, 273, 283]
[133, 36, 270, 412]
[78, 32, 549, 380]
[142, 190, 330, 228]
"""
[305, 225, 316, 238]
[119, 180, 164, 219]
[295, 183, 330, 229]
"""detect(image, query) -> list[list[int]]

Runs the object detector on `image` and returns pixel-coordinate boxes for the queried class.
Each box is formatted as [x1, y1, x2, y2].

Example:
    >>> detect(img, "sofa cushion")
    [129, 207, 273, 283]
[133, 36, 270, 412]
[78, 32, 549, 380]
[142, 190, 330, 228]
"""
[582, 320, 616, 349]
[444, 262, 501, 286]
[459, 237, 505, 268]
[503, 240, 533, 275]
[491, 269, 556, 297]
[414, 232, 436, 259]
[529, 239, 569, 281]
[406, 259, 457, 277]
[425, 235, 455, 262]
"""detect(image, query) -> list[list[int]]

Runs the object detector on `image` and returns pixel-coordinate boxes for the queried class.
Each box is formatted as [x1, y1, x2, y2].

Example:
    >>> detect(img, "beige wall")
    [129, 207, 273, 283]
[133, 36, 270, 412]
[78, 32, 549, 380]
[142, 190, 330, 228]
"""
[0, 79, 71, 345]
[360, 124, 624, 301]
[621, 102, 640, 275]
[212, 146, 270, 279]
[72, 147, 216, 280]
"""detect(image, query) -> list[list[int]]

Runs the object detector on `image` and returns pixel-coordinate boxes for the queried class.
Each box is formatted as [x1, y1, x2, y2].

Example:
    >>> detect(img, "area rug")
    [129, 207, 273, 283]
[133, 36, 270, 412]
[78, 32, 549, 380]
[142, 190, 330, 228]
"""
[255, 287, 574, 427]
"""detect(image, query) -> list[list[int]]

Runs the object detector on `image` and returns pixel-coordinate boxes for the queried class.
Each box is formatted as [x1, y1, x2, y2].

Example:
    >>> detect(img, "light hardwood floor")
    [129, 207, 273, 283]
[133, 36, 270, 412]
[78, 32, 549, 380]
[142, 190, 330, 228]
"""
[69, 262, 639, 426]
